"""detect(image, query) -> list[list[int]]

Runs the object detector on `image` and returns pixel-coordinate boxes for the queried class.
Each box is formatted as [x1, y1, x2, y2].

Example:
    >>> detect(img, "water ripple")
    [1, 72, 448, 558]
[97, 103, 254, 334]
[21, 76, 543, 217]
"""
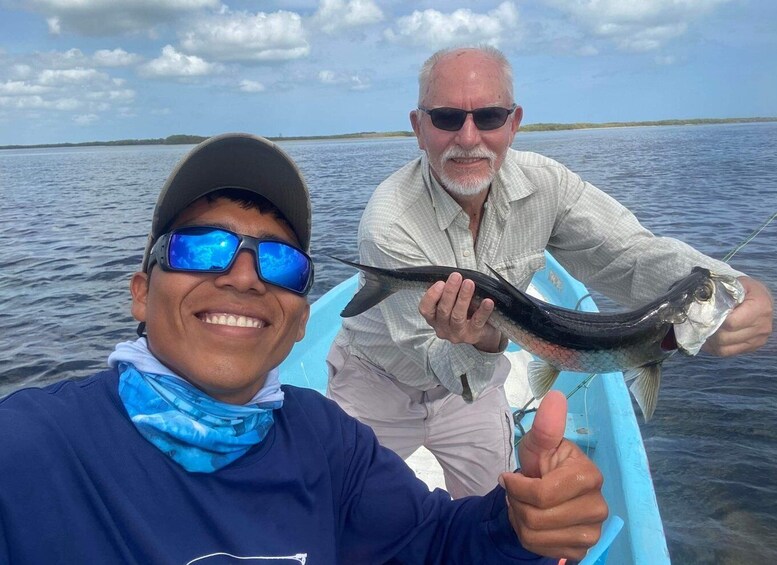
[2, 126, 776, 562]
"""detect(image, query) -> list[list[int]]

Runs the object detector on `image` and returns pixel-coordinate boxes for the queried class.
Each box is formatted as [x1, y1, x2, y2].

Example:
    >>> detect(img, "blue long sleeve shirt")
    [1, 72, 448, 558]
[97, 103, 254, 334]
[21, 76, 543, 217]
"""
[0, 369, 552, 564]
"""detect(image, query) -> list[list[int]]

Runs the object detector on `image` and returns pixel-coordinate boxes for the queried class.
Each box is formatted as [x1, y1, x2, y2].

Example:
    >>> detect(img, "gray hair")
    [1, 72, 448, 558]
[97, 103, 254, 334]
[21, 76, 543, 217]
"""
[417, 45, 514, 106]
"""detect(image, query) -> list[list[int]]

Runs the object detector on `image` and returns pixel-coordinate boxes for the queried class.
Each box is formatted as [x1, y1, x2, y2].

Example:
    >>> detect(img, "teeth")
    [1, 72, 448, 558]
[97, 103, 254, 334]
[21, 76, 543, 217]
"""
[202, 313, 264, 328]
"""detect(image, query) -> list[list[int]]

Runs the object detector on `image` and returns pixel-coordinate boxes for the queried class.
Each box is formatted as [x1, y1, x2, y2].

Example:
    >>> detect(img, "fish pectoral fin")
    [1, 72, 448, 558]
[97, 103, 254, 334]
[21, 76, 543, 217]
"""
[527, 360, 560, 398]
[627, 364, 662, 422]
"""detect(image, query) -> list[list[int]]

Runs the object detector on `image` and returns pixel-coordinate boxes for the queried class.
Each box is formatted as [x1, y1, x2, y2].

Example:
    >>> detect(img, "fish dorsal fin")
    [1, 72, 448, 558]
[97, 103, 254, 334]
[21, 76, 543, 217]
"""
[485, 264, 539, 310]
[486, 264, 523, 294]
[626, 364, 662, 422]
[527, 359, 561, 399]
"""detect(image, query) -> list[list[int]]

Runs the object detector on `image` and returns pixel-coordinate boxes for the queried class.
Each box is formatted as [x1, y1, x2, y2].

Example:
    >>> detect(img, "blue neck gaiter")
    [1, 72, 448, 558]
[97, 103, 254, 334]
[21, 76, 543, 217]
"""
[110, 339, 282, 473]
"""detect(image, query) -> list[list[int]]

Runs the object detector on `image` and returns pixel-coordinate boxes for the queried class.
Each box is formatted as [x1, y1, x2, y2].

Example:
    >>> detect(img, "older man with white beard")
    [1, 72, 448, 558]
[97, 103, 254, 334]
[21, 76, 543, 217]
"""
[326, 46, 773, 499]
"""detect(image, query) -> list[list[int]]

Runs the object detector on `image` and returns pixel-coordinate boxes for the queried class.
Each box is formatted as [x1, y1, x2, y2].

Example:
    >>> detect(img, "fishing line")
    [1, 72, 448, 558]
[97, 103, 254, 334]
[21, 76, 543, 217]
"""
[583, 380, 592, 457]
[512, 373, 597, 447]
[720, 210, 777, 263]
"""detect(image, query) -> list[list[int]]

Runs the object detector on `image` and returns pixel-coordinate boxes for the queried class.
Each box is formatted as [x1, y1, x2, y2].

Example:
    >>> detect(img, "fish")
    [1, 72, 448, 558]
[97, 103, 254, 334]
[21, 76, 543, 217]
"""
[334, 257, 745, 420]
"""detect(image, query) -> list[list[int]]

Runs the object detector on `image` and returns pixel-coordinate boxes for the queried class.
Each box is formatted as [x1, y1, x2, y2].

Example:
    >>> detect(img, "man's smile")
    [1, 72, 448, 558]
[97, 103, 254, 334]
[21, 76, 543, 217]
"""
[197, 311, 267, 328]
[449, 157, 486, 165]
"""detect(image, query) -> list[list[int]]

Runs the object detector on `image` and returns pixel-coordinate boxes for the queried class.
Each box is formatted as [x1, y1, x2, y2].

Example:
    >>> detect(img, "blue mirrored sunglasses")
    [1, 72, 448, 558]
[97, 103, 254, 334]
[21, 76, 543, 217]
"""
[149, 226, 314, 295]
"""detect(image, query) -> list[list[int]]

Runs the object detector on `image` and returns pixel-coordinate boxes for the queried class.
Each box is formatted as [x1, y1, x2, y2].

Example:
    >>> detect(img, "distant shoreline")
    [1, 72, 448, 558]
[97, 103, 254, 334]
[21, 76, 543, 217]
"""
[1, 117, 775, 150]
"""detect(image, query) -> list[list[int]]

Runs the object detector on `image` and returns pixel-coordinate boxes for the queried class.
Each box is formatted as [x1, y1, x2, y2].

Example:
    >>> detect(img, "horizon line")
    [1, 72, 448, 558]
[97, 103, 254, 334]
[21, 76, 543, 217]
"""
[1, 116, 775, 151]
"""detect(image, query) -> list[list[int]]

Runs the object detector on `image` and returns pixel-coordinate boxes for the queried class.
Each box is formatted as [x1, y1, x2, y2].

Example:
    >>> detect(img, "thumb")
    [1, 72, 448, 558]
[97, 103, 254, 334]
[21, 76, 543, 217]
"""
[518, 390, 567, 478]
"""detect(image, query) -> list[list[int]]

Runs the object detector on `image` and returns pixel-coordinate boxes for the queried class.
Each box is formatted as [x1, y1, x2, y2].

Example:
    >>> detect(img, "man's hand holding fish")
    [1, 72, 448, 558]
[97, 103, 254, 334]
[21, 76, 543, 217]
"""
[419, 271, 505, 353]
[701, 276, 773, 356]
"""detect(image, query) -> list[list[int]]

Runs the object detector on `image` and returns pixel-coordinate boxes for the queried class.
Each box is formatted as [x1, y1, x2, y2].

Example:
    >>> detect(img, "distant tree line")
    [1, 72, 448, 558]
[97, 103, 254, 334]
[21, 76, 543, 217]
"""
[2, 118, 775, 150]
[0, 134, 208, 150]
[520, 117, 777, 132]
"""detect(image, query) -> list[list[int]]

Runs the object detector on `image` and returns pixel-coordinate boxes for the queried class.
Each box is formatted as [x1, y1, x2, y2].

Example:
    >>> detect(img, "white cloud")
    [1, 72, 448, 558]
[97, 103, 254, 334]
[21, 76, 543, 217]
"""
[38, 47, 86, 68]
[19, 48, 142, 70]
[73, 113, 99, 125]
[614, 23, 687, 52]
[0, 93, 79, 111]
[84, 87, 136, 102]
[0, 81, 49, 95]
[318, 70, 371, 90]
[0, 57, 137, 118]
[11, 64, 34, 79]
[542, 0, 732, 51]
[38, 67, 109, 85]
[46, 17, 61, 34]
[52, 97, 80, 110]
[140, 44, 221, 78]
[180, 9, 310, 62]
[384, 1, 519, 49]
[239, 79, 266, 93]
[0, 95, 41, 110]
[313, 0, 384, 34]
[27, 0, 220, 36]
[318, 70, 337, 84]
[93, 49, 141, 67]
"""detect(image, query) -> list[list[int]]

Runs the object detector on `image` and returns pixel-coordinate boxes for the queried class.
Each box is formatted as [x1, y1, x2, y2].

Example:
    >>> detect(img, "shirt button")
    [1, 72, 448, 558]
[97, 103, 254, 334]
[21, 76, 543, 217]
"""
[463, 251, 470, 257]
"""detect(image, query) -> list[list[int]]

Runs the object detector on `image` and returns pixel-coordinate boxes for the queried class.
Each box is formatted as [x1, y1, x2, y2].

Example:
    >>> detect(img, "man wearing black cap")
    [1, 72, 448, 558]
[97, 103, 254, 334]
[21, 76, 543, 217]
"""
[0, 133, 606, 564]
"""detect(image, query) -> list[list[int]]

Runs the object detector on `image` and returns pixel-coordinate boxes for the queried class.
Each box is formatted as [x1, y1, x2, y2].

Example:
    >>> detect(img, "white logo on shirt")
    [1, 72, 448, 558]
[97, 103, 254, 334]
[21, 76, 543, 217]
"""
[187, 552, 307, 564]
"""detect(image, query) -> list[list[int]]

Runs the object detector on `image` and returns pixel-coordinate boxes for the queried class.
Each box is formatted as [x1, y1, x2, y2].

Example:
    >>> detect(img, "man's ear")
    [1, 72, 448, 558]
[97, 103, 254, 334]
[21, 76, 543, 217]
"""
[410, 109, 425, 150]
[296, 303, 311, 342]
[130, 272, 149, 322]
[510, 105, 523, 135]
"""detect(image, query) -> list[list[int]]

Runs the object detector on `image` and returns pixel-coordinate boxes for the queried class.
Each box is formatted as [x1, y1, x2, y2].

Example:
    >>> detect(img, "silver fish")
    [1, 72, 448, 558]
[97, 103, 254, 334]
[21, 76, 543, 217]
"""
[335, 257, 745, 420]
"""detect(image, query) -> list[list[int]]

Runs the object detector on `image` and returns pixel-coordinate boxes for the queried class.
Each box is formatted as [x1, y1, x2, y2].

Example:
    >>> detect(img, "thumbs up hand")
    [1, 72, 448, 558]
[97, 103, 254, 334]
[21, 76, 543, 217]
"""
[498, 391, 608, 561]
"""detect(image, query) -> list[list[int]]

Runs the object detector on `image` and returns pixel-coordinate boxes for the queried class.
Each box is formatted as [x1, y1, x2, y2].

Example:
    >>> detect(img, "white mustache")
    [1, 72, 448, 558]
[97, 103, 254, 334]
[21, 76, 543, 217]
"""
[442, 147, 496, 162]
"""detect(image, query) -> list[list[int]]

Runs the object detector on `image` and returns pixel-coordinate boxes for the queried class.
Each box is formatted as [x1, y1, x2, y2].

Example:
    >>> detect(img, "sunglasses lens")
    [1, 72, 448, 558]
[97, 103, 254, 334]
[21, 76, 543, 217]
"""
[257, 241, 312, 294]
[168, 228, 240, 271]
[427, 107, 511, 131]
[473, 108, 510, 130]
[429, 108, 467, 131]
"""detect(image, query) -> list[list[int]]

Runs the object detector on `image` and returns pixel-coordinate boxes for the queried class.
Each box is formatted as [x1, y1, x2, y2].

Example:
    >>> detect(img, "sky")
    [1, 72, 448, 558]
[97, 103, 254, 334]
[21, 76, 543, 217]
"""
[0, 0, 775, 146]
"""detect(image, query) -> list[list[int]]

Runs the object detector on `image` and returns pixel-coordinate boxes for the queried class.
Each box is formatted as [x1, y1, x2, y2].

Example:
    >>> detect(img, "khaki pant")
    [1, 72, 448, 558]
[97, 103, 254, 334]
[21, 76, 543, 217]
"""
[326, 344, 515, 499]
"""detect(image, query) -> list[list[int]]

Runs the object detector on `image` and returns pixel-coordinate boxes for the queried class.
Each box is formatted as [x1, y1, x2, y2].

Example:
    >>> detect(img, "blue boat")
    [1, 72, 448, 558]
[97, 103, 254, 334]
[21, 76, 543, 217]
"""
[279, 251, 670, 564]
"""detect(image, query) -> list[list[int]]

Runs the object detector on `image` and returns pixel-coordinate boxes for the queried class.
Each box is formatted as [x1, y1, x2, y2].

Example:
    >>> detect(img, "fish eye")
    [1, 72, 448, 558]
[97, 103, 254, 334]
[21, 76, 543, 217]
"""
[695, 283, 713, 302]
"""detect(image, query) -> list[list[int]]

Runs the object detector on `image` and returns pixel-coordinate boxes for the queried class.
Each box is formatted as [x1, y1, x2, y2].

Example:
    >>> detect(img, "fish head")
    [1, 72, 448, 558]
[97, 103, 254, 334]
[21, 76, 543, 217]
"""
[673, 270, 745, 355]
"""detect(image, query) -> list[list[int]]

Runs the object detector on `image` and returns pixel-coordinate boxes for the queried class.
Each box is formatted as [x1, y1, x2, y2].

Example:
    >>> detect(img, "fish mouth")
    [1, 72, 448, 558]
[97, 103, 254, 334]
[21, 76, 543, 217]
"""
[661, 327, 678, 351]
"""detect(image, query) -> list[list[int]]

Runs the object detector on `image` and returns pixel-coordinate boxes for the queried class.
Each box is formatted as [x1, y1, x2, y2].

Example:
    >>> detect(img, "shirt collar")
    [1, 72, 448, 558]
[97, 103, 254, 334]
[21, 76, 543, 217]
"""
[422, 153, 465, 231]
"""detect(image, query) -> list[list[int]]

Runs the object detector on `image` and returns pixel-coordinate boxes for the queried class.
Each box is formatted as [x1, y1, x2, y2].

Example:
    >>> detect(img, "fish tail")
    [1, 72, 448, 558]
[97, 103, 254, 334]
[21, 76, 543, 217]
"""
[332, 256, 400, 317]
[527, 359, 561, 398]
[625, 364, 662, 422]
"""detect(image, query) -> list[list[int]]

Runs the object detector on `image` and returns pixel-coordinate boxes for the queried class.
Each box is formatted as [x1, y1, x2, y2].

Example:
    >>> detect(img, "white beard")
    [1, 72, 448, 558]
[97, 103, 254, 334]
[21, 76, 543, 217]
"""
[435, 146, 497, 197]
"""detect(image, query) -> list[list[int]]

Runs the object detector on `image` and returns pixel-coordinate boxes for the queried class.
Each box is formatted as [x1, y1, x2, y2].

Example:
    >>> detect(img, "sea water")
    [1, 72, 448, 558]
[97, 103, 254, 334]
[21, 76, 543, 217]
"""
[1, 122, 775, 563]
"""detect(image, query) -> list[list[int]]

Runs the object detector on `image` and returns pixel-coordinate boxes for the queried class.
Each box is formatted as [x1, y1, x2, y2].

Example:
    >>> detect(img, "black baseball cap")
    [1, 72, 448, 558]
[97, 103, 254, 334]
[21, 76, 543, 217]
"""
[141, 132, 311, 272]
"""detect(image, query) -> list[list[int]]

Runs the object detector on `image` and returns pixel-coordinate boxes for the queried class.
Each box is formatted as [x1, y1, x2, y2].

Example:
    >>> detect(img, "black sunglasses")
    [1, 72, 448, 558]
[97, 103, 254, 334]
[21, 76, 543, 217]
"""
[417, 104, 517, 132]
[149, 226, 314, 295]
